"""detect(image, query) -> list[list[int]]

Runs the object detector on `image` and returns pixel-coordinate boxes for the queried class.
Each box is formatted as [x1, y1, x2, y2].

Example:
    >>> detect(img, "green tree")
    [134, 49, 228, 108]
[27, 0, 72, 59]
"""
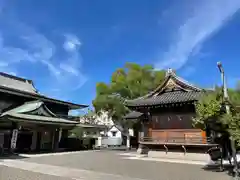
[193, 87, 240, 145]
[235, 80, 240, 91]
[92, 62, 166, 127]
[193, 91, 222, 130]
[69, 127, 84, 138]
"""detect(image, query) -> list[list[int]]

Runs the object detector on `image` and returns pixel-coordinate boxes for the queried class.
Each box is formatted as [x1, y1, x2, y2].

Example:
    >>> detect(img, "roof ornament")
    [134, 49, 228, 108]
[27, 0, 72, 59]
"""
[166, 68, 175, 77]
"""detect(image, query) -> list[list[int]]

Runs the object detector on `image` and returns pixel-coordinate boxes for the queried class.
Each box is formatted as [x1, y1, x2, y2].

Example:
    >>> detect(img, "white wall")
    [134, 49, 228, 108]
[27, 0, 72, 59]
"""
[107, 126, 122, 138]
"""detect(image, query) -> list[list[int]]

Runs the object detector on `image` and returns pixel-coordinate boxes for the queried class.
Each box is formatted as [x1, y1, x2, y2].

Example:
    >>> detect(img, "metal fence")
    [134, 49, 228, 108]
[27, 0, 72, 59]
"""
[139, 136, 215, 145]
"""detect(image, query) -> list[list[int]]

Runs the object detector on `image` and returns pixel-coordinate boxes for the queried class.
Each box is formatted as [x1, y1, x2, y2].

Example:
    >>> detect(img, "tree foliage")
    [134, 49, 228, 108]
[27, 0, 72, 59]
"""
[193, 87, 240, 145]
[92, 62, 166, 126]
[193, 91, 222, 130]
[69, 127, 84, 138]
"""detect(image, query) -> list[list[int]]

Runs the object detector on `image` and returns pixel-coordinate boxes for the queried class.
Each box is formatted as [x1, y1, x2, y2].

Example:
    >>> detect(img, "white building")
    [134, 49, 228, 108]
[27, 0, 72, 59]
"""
[107, 125, 122, 138]
[107, 124, 133, 138]
[78, 110, 133, 148]
[100, 124, 133, 148]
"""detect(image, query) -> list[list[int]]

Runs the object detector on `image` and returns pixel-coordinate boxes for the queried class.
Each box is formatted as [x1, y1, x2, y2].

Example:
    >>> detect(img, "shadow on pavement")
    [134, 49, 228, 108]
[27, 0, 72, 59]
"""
[97, 146, 137, 151]
[0, 153, 28, 160]
[202, 163, 237, 177]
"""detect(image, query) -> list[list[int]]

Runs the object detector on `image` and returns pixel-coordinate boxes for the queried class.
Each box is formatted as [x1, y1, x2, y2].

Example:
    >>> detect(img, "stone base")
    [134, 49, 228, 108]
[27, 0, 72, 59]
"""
[148, 151, 210, 161]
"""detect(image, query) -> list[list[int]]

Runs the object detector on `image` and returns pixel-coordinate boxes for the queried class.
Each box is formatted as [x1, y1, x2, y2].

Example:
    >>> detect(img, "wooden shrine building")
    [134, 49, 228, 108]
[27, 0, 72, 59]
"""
[125, 68, 214, 152]
[0, 72, 88, 153]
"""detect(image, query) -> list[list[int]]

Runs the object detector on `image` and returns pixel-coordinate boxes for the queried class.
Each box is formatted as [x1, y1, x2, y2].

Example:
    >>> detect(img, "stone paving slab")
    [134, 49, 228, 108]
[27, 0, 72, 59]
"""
[0, 165, 73, 180]
[0, 160, 146, 180]
[147, 151, 210, 161]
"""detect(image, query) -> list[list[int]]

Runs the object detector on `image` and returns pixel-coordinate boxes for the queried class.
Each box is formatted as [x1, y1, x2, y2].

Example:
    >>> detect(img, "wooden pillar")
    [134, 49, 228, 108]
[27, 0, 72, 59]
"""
[53, 129, 60, 150]
[36, 131, 42, 151]
[58, 128, 62, 142]
[30, 131, 37, 151]
[51, 130, 55, 151]
[61, 129, 68, 139]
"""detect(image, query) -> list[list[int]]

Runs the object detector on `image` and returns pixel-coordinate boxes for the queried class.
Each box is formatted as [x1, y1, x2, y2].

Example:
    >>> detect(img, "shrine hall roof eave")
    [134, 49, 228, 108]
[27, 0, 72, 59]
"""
[126, 91, 203, 107]
[0, 84, 88, 110]
[76, 123, 107, 129]
[1, 113, 79, 126]
[123, 111, 143, 119]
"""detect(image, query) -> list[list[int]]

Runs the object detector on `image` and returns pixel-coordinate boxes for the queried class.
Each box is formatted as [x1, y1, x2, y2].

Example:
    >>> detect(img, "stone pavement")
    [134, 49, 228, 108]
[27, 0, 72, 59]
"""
[0, 151, 233, 180]
[0, 165, 73, 180]
[0, 160, 145, 180]
[147, 151, 210, 161]
[119, 151, 210, 165]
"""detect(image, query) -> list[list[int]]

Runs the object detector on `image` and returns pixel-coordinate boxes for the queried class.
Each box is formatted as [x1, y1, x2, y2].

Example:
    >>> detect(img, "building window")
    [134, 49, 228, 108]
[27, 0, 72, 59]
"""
[112, 131, 117, 137]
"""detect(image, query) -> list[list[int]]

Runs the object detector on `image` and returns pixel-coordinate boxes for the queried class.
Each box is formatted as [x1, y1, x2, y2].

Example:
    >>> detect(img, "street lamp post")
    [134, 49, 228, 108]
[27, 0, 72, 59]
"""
[217, 62, 239, 178]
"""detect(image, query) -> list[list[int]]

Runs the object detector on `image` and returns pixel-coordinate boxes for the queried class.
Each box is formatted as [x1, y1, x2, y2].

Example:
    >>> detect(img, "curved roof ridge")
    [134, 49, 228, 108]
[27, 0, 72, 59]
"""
[126, 68, 204, 105]
[172, 73, 202, 91]
[2, 100, 57, 117]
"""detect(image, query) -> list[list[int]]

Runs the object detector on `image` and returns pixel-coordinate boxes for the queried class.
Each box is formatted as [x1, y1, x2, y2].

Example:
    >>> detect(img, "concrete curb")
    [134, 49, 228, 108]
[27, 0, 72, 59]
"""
[19, 150, 100, 158]
[122, 156, 208, 165]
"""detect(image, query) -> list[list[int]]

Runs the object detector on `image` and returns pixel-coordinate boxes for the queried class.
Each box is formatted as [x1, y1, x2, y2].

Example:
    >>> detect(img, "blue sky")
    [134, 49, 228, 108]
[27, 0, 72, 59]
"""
[0, 0, 240, 111]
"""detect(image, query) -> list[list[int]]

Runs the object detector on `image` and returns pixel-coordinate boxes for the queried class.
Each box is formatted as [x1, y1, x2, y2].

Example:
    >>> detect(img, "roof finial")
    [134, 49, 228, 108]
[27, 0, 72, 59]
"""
[166, 68, 175, 77]
[167, 68, 173, 74]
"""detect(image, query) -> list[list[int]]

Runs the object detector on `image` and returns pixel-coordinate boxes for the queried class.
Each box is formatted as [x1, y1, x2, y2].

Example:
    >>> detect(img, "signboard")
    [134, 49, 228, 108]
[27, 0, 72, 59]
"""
[11, 129, 18, 149]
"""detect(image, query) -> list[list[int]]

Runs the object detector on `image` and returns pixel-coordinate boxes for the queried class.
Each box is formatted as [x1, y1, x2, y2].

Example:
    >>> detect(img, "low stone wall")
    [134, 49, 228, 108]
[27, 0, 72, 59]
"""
[147, 151, 210, 162]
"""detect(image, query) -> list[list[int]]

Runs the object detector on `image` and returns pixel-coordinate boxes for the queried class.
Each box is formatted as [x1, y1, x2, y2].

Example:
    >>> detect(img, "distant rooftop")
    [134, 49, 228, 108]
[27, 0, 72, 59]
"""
[0, 72, 38, 94]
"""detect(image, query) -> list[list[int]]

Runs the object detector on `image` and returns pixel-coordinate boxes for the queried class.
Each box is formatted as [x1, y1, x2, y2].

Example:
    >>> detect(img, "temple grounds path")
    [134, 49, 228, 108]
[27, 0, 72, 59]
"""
[0, 150, 232, 180]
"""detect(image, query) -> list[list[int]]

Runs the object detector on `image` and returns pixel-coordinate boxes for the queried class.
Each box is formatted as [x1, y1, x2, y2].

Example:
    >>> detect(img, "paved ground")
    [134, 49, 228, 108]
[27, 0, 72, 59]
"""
[0, 166, 73, 180]
[0, 150, 234, 180]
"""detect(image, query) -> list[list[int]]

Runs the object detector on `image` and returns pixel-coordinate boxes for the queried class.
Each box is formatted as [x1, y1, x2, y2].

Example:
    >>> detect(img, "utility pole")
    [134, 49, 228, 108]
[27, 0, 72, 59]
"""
[217, 62, 239, 179]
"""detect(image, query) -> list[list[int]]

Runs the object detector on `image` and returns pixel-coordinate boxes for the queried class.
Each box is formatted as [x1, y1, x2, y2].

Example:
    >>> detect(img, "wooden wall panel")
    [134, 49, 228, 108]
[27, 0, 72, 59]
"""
[149, 129, 206, 143]
[151, 113, 195, 130]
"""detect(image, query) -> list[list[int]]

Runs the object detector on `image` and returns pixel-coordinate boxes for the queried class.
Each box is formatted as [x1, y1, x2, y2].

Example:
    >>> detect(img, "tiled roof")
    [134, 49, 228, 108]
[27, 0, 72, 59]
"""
[0, 72, 88, 109]
[2, 100, 56, 117]
[0, 72, 38, 94]
[126, 91, 203, 106]
[3, 113, 78, 125]
[123, 111, 143, 119]
[1, 100, 78, 126]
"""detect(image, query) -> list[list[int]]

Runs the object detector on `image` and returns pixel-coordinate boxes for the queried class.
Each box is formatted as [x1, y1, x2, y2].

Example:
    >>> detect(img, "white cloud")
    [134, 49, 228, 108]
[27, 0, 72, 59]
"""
[63, 34, 81, 52]
[155, 0, 240, 70]
[0, 18, 87, 99]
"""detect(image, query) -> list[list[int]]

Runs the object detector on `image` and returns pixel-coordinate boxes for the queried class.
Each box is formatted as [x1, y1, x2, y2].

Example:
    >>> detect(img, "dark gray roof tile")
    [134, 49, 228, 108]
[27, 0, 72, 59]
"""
[123, 111, 143, 119]
[0, 72, 38, 94]
[126, 91, 203, 106]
